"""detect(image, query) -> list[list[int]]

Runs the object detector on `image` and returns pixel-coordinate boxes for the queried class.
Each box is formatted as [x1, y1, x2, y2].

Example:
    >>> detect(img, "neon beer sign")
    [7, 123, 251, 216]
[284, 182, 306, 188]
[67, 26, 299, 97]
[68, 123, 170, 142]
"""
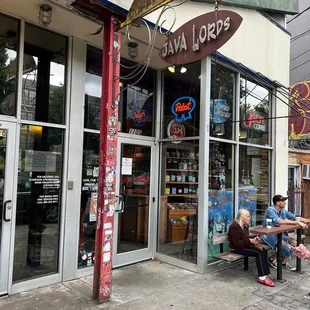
[243, 109, 266, 131]
[171, 96, 196, 122]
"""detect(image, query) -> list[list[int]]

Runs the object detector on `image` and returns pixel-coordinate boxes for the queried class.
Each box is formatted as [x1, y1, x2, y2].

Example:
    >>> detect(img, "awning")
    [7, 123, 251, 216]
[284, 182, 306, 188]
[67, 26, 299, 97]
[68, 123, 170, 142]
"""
[212, 51, 283, 89]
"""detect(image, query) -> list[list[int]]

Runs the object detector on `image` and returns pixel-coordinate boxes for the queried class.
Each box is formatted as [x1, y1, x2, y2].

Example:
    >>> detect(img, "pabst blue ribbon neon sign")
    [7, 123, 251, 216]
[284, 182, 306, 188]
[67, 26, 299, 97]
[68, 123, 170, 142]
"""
[171, 96, 196, 122]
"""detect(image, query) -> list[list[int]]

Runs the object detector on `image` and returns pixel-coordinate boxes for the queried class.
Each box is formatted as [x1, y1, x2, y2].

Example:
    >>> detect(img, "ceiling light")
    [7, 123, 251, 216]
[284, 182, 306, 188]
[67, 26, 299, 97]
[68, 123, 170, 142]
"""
[168, 65, 175, 73]
[180, 66, 187, 73]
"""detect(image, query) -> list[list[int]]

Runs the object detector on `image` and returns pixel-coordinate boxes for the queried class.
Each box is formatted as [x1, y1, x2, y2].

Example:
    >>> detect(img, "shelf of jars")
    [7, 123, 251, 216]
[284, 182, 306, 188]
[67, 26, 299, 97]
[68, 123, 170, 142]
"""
[163, 148, 199, 243]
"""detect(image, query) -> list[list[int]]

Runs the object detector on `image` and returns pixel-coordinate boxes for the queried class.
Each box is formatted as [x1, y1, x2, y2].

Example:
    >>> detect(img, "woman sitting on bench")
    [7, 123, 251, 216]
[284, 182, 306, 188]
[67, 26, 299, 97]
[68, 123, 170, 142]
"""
[228, 209, 275, 287]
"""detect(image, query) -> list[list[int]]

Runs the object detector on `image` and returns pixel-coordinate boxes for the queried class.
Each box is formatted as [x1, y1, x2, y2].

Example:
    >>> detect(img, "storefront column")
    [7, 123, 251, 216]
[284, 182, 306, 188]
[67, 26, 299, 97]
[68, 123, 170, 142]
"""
[93, 14, 120, 303]
[197, 56, 211, 273]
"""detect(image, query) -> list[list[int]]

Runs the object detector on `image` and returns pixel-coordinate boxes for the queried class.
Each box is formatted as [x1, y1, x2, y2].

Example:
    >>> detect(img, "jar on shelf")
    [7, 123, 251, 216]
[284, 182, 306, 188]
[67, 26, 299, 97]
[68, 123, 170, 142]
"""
[181, 172, 186, 182]
[178, 161, 183, 170]
[183, 162, 188, 170]
[192, 175, 196, 182]
[171, 187, 177, 194]
[177, 187, 183, 194]
[165, 187, 171, 194]
[171, 173, 176, 182]
[188, 173, 193, 182]
[177, 173, 182, 182]
[165, 173, 170, 182]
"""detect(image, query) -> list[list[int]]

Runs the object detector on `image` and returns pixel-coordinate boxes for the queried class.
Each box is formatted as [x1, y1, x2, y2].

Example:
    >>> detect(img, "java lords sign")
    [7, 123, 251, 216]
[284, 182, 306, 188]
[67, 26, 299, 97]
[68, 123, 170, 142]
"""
[159, 10, 243, 64]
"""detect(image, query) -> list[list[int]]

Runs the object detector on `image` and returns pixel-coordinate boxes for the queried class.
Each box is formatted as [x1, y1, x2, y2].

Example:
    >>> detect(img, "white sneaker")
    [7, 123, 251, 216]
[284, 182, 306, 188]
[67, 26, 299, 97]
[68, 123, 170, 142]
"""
[282, 262, 296, 271]
[268, 258, 277, 269]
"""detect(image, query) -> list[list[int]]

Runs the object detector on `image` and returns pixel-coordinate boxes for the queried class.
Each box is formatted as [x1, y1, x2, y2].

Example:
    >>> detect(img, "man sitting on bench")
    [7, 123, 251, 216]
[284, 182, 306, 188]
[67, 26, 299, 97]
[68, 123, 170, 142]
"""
[260, 195, 309, 271]
[228, 209, 275, 287]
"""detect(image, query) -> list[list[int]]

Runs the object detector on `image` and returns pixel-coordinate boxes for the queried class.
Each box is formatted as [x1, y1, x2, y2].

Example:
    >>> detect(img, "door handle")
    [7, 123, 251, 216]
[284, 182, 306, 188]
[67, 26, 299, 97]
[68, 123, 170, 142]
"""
[3, 200, 12, 222]
[115, 195, 124, 213]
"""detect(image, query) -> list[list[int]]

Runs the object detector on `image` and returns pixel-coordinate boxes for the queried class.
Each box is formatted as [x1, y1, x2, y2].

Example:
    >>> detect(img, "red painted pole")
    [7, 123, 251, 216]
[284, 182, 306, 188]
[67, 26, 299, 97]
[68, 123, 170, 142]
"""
[93, 14, 120, 303]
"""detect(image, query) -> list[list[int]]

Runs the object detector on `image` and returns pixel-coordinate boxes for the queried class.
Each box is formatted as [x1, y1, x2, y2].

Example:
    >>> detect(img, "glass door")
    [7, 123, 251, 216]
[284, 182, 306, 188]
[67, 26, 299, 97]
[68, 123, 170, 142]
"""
[114, 138, 155, 267]
[0, 122, 16, 296]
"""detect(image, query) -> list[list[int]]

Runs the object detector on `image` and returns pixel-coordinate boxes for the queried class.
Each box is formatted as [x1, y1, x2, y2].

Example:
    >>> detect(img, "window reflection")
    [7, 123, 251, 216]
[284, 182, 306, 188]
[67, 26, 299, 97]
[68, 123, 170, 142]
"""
[240, 77, 270, 145]
[0, 14, 19, 116]
[14, 126, 64, 282]
[210, 64, 235, 140]
[78, 133, 99, 268]
[84, 46, 102, 130]
[238, 146, 270, 226]
[21, 24, 67, 124]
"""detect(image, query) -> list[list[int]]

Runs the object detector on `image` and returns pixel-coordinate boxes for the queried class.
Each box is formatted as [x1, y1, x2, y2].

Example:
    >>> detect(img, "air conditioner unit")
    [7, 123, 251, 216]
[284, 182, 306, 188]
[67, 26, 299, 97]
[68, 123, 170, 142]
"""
[303, 164, 310, 180]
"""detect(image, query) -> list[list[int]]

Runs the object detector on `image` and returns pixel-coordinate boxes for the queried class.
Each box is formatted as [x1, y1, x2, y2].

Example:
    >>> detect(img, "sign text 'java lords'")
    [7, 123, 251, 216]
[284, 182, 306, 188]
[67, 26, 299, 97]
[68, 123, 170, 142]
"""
[160, 10, 243, 65]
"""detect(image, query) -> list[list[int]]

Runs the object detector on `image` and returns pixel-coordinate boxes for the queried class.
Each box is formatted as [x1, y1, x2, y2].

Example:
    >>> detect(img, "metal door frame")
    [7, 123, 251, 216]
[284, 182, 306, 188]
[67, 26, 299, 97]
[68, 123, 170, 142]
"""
[0, 121, 17, 296]
[113, 136, 156, 267]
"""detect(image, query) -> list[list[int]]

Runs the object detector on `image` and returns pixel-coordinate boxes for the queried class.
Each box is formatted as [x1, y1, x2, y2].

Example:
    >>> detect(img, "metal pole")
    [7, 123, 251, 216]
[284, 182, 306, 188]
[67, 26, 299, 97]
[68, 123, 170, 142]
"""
[93, 14, 120, 303]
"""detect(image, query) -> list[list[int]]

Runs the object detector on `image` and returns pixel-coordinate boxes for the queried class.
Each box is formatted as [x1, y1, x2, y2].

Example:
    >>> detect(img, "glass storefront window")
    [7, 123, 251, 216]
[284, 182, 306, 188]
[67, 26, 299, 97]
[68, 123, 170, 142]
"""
[119, 58, 156, 136]
[158, 141, 199, 264]
[238, 146, 270, 226]
[22, 24, 67, 124]
[210, 64, 235, 140]
[0, 15, 19, 116]
[208, 141, 234, 262]
[162, 61, 201, 139]
[239, 77, 270, 146]
[84, 46, 102, 130]
[14, 126, 64, 282]
[78, 133, 99, 268]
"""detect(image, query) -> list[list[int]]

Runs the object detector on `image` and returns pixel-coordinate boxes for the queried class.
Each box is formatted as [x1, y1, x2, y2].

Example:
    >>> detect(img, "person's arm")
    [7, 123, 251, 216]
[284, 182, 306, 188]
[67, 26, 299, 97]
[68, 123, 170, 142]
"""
[282, 210, 308, 228]
[300, 217, 310, 223]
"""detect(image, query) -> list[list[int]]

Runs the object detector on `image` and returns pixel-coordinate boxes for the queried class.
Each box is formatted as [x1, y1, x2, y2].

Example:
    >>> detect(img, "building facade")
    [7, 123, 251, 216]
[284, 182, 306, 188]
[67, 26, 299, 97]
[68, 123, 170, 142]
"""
[0, 0, 295, 296]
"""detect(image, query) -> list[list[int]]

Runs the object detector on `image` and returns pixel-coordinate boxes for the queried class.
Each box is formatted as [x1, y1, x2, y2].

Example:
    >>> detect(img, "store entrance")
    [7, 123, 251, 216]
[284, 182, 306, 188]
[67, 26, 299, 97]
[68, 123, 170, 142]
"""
[0, 122, 16, 296]
[114, 138, 155, 267]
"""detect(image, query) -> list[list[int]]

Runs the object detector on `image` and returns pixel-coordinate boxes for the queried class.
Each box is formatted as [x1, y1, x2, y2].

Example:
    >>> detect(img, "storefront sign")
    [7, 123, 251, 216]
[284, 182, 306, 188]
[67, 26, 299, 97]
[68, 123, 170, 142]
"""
[243, 109, 266, 131]
[120, 0, 174, 29]
[167, 119, 186, 143]
[171, 96, 196, 122]
[159, 10, 243, 65]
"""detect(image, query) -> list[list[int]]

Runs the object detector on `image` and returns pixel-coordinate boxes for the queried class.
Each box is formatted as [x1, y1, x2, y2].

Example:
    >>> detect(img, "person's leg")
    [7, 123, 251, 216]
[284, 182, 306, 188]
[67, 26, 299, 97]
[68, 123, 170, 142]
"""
[281, 244, 296, 271]
[233, 248, 269, 277]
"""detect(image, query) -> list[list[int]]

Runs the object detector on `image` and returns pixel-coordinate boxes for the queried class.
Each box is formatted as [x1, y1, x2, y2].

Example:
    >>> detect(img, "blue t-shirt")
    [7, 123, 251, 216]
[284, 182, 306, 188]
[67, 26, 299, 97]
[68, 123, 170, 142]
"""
[261, 205, 296, 248]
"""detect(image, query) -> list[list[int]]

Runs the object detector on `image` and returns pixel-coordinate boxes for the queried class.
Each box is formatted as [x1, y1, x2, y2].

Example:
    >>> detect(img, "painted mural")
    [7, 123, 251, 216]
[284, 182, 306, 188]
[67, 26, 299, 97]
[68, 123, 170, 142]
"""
[289, 81, 310, 149]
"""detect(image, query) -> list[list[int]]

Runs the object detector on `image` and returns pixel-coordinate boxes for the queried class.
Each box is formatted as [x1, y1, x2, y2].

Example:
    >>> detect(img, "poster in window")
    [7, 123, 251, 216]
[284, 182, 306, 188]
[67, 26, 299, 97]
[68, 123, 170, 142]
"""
[89, 192, 97, 222]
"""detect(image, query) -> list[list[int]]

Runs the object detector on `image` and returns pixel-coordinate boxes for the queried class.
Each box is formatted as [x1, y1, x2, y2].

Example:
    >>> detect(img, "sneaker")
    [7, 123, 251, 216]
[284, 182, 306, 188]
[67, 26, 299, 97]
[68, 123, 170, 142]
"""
[304, 293, 310, 300]
[268, 258, 277, 269]
[282, 262, 296, 271]
[257, 277, 275, 287]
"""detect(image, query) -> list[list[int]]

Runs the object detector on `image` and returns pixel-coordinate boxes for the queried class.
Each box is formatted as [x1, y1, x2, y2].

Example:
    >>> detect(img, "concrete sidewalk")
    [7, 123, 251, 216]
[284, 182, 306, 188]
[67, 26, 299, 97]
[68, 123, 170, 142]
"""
[2, 258, 310, 310]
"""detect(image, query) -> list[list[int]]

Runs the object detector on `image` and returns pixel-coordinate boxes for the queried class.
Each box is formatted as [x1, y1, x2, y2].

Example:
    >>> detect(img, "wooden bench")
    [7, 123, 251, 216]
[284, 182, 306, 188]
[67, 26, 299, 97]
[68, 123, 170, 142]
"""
[211, 232, 271, 270]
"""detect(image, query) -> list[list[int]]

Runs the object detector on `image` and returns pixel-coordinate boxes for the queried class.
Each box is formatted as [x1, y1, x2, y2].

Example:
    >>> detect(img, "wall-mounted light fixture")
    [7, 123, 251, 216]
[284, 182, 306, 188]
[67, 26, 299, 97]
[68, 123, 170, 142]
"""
[168, 65, 175, 73]
[180, 66, 187, 73]
[38, 4, 52, 27]
[128, 42, 138, 60]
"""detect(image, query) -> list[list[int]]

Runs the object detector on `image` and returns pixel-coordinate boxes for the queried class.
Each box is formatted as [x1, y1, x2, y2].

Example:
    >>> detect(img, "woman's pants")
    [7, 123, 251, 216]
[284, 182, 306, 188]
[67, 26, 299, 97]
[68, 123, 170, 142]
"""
[232, 247, 270, 276]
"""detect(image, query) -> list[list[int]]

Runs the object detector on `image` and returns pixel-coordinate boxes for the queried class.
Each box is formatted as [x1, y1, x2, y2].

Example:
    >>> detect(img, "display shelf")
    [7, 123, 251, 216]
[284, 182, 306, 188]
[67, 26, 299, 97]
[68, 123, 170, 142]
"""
[166, 194, 198, 198]
[166, 169, 199, 172]
[166, 157, 199, 160]
[166, 182, 199, 185]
